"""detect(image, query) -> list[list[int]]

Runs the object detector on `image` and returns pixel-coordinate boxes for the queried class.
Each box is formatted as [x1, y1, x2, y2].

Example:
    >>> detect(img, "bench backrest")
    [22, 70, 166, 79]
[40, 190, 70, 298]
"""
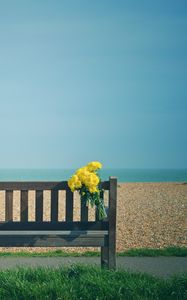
[0, 177, 117, 233]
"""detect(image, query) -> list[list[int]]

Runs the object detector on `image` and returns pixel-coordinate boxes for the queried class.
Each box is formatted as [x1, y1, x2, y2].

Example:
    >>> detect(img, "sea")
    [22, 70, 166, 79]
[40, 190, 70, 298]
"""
[0, 169, 187, 183]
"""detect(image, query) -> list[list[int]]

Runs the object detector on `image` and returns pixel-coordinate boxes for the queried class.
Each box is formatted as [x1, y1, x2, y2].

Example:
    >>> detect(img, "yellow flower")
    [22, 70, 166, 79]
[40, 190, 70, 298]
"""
[76, 166, 88, 176]
[75, 180, 82, 189]
[87, 161, 102, 172]
[76, 167, 90, 184]
[68, 162, 102, 192]
[84, 172, 99, 187]
[68, 174, 82, 191]
[71, 174, 79, 182]
[88, 186, 99, 193]
[68, 180, 75, 192]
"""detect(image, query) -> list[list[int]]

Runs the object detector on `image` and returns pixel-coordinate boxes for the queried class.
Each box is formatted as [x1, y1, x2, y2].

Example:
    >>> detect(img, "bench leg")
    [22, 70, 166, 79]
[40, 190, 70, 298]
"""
[101, 246, 109, 268]
[101, 246, 116, 270]
[108, 244, 116, 270]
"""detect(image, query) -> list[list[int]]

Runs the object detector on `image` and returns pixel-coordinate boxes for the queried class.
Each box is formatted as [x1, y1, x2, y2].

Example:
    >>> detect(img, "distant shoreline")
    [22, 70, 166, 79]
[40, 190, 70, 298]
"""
[0, 169, 187, 182]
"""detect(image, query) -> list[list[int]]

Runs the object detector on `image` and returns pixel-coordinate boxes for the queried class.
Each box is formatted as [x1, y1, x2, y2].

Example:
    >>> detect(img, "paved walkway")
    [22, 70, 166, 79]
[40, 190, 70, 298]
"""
[0, 257, 187, 278]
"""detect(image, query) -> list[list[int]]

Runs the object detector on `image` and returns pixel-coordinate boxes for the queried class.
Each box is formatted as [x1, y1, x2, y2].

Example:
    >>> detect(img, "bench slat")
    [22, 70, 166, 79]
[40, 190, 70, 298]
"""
[0, 230, 108, 236]
[0, 235, 108, 247]
[0, 221, 109, 231]
[0, 181, 110, 191]
[51, 190, 58, 222]
[35, 190, 43, 222]
[66, 188, 73, 221]
[81, 200, 88, 222]
[5, 190, 13, 222]
[21, 191, 28, 222]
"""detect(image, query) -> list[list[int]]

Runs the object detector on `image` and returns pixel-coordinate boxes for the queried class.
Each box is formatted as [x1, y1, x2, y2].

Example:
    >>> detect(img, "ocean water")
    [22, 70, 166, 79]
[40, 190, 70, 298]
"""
[0, 169, 187, 182]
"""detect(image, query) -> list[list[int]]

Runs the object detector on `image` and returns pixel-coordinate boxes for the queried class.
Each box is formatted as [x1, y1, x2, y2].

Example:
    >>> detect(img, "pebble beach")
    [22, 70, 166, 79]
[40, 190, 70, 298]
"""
[0, 182, 186, 253]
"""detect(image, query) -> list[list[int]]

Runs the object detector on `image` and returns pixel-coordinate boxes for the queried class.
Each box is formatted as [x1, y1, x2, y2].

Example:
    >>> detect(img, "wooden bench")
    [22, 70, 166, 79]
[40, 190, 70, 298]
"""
[0, 177, 117, 269]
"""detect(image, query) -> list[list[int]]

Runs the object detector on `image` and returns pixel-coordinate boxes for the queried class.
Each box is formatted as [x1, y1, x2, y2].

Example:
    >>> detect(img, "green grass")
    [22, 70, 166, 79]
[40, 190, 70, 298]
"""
[0, 247, 186, 257]
[118, 247, 187, 257]
[0, 265, 186, 299]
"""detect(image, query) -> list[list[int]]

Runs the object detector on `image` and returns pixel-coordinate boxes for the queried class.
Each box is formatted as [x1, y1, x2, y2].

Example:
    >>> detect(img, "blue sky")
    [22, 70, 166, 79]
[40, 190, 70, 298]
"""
[0, 0, 186, 169]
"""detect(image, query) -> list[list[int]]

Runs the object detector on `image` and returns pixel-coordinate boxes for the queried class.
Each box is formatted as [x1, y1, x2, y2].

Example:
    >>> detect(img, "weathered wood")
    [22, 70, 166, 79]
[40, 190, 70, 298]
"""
[101, 246, 109, 268]
[35, 190, 43, 222]
[21, 190, 28, 222]
[0, 221, 109, 231]
[0, 235, 108, 247]
[51, 190, 59, 222]
[0, 181, 109, 191]
[66, 188, 74, 221]
[0, 230, 108, 236]
[108, 177, 117, 269]
[100, 190, 109, 268]
[5, 190, 13, 221]
[81, 199, 88, 222]
[0, 182, 68, 190]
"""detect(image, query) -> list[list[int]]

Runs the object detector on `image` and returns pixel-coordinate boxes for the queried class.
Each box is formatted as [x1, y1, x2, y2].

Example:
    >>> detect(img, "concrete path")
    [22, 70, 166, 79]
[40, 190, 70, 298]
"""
[0, 257, 187, 278]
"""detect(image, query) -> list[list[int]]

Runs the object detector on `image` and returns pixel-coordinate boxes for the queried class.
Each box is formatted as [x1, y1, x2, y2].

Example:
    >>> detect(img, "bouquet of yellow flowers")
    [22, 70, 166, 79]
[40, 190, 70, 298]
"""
[68, 161, 107, 220]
